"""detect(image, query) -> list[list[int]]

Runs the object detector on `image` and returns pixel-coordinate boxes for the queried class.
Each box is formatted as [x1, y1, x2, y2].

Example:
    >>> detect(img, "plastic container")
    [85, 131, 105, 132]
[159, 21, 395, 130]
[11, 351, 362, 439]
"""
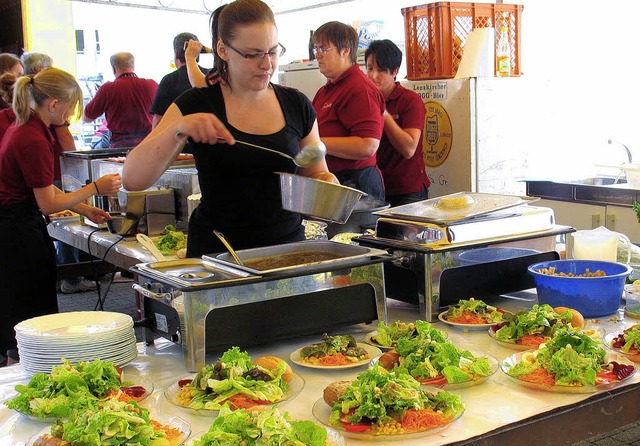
[528, 260, 632, 318]
[401, 2, 523, 80]
[458, 247, 539, 265]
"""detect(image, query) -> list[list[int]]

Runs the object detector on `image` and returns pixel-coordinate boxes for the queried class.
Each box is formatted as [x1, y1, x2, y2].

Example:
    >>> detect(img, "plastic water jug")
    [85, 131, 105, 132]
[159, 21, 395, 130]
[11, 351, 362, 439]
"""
[570, 227, 631, 263]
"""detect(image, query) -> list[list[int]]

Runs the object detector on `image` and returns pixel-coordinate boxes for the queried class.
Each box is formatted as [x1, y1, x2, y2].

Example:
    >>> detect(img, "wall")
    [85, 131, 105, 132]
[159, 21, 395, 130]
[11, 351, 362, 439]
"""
[37, 0, 640, 183]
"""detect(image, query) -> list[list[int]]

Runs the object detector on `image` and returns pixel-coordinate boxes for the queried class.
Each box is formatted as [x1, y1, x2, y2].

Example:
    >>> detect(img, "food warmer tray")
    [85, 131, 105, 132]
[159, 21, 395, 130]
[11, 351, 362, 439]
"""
[374, 192, 539, 224]
[135, 258, 255, 289]
[203, 240, 389, 276]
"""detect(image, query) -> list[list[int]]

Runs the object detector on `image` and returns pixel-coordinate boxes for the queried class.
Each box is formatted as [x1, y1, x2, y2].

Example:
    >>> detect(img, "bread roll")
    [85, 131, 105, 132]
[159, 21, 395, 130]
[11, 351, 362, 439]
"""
[554, 306, 585, 328]
[31, 434, 70, 446]
[377, 351, 400, 370]
[253, 356, 294, 382]
[323, 380, 351, 407]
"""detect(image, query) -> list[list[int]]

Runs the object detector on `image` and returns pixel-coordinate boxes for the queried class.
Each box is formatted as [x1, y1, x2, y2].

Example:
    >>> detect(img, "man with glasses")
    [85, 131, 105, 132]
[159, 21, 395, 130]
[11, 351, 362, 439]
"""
[311, 21, 386, 201]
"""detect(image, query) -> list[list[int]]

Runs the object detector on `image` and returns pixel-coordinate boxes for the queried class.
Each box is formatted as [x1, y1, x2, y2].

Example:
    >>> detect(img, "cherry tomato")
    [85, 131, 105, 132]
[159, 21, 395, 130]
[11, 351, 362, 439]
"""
[343, 422, 371, 433]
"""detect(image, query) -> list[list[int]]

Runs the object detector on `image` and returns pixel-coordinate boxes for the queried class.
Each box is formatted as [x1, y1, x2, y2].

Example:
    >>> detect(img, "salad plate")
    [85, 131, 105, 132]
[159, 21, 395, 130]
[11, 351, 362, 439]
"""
[489, 326, 606, 351]
[364, 329, 448, 350]
[27, 415, 191, 446]
[605, 332, 640, 363]
[438, 312, 495, 330]
[312, 397, 463, 441]
[500, 350, 636, 394]
[290, 343, 381, 369]
[370, 350, 499, 390]
[164, 373, 304, 415]
[186, 428, 345, 446]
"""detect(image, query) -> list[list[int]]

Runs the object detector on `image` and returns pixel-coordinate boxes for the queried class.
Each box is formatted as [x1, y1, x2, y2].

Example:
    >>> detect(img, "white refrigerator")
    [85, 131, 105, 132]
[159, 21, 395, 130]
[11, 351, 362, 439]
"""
[277, 67, 529, 198]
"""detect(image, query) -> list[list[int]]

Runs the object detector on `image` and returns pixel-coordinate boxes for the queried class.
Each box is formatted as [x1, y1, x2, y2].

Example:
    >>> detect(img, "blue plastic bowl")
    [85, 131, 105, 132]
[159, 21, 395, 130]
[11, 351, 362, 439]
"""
[528, 260, 632, 318]
[458, 247, 540, 265]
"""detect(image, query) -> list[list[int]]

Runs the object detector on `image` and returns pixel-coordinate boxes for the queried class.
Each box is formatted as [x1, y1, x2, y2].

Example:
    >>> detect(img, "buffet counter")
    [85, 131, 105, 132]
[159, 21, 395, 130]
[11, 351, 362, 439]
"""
[1, 294, 639, 446]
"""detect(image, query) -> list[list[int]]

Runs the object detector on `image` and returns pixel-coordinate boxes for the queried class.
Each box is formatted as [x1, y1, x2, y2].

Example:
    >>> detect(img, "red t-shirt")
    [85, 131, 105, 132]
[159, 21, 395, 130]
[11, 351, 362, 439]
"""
[0, 108, 66, 181]
[0, 114, 55, 205]
[377, 83, 430, 196]
[312, 65, 384, 172]
[84, 73, 158, 148]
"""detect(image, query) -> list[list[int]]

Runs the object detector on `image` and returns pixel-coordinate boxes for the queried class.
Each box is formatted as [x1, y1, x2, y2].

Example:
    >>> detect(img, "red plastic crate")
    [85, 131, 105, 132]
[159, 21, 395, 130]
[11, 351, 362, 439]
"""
[402, 2, 523, 80]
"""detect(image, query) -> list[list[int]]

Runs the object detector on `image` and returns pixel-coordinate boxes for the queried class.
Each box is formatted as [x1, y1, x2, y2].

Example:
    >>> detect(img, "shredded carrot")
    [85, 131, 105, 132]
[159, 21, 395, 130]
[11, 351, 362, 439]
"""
[224, 393, 270, 409]
[517, 334, 547, 348]
[318, 352, 354, 366]
[519, 368, 556, 385]
[401, 408, 451, 432]
[448, 311, 488, 324]
[151, 419, 183, 446]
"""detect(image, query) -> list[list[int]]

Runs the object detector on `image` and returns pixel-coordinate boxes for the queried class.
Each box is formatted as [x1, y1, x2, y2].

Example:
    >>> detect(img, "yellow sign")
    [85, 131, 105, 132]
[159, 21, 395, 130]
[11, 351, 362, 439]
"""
[422, 101, 453, 168]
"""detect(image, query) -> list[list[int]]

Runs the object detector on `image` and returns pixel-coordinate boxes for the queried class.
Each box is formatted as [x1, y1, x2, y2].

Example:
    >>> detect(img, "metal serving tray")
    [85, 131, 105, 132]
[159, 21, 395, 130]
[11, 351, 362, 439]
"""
[375, 192, 539, 224]
[204, 240, 389, 276]
[135, 258, 254, 288]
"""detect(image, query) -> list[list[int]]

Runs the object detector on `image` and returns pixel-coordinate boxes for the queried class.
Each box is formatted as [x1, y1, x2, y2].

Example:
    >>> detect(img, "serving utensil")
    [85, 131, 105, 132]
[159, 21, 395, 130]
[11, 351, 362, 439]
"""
[137, 233, 166, 261]
[213, 230, 244, 266]
[227, 138, 326, 168]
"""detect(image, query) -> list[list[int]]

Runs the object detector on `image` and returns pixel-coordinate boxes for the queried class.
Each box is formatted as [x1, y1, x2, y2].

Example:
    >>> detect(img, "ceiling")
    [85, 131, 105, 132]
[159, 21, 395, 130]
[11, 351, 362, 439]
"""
[71, 0, 357, 15]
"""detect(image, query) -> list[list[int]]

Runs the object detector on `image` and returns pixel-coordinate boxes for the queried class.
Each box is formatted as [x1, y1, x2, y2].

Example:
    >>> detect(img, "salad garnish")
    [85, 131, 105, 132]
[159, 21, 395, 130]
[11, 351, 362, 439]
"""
[328, 365, 464, 435]
[505, 329, 636, 386]
[175, 347, 290, 411]
[40, 398, 182, 446]
[444, 298, 506, 325]
[193, 405, 327, 446]
[375, 320, 446, 348]
[492, 304, 578, 347]
[300, 334, 369, 366]
[378, 320, 494, 386]
[610, 324, 640, 355]
[5, 358, 140, 419]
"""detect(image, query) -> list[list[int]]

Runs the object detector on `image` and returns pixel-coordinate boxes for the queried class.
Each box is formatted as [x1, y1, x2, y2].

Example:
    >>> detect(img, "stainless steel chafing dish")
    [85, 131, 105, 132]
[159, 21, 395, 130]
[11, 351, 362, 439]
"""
[132, 240, 391, 371]
[354, 193, 575, 322]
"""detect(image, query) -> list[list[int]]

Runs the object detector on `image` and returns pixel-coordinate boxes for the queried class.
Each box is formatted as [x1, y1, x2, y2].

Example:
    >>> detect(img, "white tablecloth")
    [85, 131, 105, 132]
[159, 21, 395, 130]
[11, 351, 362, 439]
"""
[1, 293, 638, 445]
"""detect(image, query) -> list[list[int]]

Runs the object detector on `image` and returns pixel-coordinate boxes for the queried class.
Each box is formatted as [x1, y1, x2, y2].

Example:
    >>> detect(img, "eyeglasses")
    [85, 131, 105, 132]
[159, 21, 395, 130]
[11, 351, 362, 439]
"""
[225, 42, 286, 61]
[312, 46, 337, 55]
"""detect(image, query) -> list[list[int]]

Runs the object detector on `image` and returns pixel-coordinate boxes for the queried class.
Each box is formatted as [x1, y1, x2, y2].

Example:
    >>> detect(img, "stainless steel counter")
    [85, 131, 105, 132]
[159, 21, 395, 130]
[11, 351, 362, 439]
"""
[525, 179, 640, 207]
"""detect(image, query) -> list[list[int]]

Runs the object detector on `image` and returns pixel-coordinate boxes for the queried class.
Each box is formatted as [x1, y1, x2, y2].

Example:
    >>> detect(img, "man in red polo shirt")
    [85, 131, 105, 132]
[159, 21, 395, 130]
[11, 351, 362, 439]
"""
[84, 52, 158, 148]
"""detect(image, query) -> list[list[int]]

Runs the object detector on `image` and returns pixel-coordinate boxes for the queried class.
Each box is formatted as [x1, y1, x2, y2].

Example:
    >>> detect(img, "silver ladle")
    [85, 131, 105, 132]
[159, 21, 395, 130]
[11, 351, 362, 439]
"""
[226, 138, 326, 168]
[213, 230, 244, 266]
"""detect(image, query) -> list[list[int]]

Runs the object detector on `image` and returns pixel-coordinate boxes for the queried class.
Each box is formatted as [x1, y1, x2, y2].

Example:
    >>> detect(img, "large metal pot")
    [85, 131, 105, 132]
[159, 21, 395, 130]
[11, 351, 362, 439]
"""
[278, 172, 366, 224]
[326, 199, 390, 238]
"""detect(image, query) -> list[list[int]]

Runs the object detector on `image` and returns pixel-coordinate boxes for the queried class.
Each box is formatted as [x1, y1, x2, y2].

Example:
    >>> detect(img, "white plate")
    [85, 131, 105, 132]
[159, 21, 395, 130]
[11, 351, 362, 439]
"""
[26, 416, 191, 445]
[604, 332, 640, 362]
[164, 373, 304, 415]
[15, 311, 133, 338]
[363, 331, 395, 351]
[290, 343, 382, 369]
[370, 350, 498, 389]
[186, 427, 346, 446]
[312, 397, 462, 440]
[488, 326, 606, 351]
[500, 350, 636, 393]
[438, 311, 496, 330]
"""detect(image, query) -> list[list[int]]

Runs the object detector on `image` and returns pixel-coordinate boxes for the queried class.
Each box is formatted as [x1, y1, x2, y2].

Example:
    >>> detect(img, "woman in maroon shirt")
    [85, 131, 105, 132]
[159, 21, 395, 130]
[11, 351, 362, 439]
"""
[0, 68, 121, 365]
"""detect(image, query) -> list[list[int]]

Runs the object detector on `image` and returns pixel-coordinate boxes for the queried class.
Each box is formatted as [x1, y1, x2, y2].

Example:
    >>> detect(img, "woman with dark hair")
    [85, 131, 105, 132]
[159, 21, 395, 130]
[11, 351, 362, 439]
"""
[123, 0, 337, 258]
[311, 21, 386, 200]
[0, 68, 121, 365]
[365, 39, 430, 206]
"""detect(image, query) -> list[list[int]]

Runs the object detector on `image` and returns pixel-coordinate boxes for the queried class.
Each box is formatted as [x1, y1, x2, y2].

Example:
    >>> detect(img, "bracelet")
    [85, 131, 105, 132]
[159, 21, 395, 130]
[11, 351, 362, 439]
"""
[93, 182, 100, 195]
[383, 110, 389, 117]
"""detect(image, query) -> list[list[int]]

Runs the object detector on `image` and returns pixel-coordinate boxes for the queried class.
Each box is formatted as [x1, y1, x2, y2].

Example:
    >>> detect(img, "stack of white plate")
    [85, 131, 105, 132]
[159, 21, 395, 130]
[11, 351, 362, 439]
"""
[15, 311, 138, 375]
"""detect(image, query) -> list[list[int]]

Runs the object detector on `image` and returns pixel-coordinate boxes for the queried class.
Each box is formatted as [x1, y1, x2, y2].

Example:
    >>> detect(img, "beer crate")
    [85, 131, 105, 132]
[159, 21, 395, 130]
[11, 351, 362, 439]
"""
[401, 2, 523, 80]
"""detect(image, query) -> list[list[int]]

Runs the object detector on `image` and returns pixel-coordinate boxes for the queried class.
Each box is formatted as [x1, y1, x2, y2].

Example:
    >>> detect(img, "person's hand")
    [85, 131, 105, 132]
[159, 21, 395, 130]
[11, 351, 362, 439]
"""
[81, 206, 111, 225]
[176, 113, 235, 146]
[94, 173, 122, 195]
[310, 171, 340, 184]
[185, 39, 202, 60]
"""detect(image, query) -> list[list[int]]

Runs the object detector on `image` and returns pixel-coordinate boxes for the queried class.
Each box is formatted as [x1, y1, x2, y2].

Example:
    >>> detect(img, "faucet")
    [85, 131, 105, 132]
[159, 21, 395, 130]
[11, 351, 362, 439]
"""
[608, 139, 633, 164]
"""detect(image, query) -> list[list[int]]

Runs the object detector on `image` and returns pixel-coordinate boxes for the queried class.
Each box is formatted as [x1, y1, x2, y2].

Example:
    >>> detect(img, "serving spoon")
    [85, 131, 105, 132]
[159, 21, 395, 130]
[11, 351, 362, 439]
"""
[176, 132, 326, 168]
[213, 230, 244, 266]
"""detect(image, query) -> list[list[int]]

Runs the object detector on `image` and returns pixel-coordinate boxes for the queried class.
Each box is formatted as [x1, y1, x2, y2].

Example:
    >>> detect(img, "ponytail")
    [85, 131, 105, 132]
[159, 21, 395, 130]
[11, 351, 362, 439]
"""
[12, 75, 35, 125]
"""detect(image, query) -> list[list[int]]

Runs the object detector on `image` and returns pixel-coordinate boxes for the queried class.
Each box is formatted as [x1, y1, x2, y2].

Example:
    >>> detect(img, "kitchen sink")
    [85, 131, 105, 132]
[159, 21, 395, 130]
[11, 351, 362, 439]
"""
[565, 176, 627, 186]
